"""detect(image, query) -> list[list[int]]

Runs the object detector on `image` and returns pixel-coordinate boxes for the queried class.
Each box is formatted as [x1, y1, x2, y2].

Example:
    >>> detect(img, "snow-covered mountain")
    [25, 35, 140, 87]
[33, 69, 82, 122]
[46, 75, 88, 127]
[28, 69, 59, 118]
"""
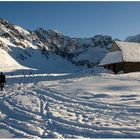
[0, 18, 114, 72]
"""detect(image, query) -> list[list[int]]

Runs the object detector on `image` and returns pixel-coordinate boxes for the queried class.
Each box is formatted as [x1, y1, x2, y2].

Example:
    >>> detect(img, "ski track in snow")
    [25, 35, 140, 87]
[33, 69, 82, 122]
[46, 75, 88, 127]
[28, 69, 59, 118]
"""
[0, 72, 140, 138]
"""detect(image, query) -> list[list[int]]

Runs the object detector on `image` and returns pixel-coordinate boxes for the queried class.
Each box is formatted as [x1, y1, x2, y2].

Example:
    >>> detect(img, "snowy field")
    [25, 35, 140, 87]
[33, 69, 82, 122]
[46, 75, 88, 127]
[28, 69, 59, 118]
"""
[0, 69, 140, 138]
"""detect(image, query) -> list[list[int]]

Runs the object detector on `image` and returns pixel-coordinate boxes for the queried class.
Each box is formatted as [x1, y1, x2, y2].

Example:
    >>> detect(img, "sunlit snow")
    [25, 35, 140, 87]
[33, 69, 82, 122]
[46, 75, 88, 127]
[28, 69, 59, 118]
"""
[0, 68, 140, 138]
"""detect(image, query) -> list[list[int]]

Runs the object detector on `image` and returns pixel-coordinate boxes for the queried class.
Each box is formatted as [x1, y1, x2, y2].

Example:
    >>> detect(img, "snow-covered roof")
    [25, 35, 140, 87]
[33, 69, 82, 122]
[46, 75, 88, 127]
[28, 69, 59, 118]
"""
[99, 41, 140, 66]
[99, 51, 122, 66]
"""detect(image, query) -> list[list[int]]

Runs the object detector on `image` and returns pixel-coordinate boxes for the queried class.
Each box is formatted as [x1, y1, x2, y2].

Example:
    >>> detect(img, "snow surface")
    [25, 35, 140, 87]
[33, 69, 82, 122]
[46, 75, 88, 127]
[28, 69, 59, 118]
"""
[0, 68, 140, 138]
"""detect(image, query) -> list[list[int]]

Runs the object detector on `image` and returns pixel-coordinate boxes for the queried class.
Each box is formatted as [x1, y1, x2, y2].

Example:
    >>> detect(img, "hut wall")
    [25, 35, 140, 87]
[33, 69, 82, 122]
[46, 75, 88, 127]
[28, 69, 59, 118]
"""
[124, 63, 140, 73]
[110, 42, 121, 52]
[105, 62, 140, 73]
[115, 63, 125, 73]
[109, 63, 124, 73]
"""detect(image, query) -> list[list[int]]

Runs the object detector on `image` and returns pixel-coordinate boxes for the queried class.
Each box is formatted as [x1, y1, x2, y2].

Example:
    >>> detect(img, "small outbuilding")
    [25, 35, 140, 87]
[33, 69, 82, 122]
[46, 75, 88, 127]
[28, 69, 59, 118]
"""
[99, 41, 140, 73]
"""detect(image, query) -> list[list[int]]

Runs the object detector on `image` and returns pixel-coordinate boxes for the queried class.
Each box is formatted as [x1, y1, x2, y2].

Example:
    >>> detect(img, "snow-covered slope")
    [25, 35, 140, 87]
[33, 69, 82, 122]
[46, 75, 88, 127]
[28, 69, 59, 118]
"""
[0, 18, 114, 72]
[0, 37, 30, 71]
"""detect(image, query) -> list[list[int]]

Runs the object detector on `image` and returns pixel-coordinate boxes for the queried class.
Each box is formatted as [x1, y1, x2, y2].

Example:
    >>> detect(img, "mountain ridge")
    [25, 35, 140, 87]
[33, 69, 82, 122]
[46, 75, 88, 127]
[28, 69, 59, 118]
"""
[0, 18, 118, 72]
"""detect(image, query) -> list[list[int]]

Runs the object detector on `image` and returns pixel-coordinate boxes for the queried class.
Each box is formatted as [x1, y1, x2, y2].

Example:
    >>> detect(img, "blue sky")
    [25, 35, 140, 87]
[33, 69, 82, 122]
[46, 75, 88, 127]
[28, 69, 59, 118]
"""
[0, 2, 140, 40]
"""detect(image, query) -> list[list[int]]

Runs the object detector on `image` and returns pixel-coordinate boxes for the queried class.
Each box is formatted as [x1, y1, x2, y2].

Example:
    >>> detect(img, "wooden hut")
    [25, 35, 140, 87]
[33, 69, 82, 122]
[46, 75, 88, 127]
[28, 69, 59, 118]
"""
[99, 41, 140, 73]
